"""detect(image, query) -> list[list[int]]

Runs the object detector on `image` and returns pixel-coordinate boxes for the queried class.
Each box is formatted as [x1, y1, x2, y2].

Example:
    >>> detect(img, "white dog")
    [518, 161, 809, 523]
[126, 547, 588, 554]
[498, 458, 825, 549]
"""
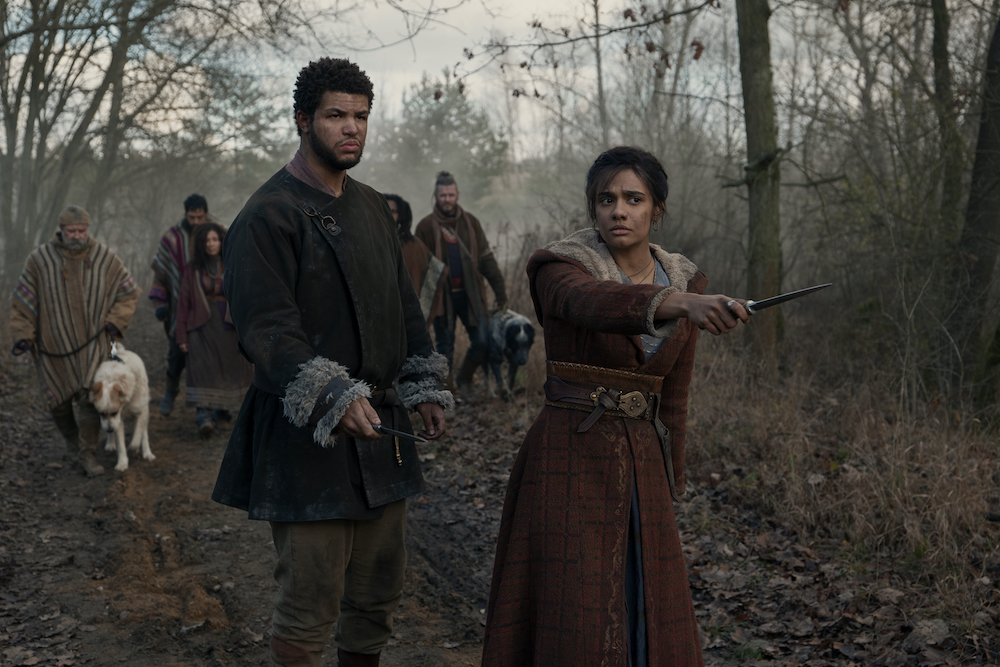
[89, 344, 153, 472]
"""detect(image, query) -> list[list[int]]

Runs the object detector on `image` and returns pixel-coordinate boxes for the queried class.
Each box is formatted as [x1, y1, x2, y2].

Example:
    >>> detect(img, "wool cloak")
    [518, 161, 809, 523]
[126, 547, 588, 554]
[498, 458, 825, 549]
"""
[149, 219, 191, 337]
[414, 205, 507, 322]
[400, 236, 446, 324]
[11, 232, 139, 408]
[176, 265, 251, 410]
[482, 228, 706, 667]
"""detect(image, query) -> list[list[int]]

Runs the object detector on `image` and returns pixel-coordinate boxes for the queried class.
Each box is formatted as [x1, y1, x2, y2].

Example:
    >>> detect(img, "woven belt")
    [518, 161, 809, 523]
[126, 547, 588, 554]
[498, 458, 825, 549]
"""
[542, 361, 678, 498]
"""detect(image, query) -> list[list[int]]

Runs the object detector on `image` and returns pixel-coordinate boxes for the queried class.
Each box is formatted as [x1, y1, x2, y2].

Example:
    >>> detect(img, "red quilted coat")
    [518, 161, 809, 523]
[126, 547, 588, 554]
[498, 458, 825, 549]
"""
[482, 228, 707, 667]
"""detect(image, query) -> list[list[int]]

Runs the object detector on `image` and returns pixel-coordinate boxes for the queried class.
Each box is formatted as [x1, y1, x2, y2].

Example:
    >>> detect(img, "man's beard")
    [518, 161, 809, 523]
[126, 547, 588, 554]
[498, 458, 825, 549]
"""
[309, 130, 362, 171]
[437, 202, 458, 217]
[63, 236, 87, 250]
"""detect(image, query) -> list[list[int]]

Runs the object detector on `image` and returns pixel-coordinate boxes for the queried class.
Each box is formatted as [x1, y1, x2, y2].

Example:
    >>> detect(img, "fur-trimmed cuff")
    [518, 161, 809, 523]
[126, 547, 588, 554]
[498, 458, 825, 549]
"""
[282, 357, 353, 427]
[646, 286, 683, 338]
[398, 352, 454, 411]
[312, 380, 373, 447]
[398, 377, 456, 411]
[282, 356, 375, 448]
[400, 351, 449, 381]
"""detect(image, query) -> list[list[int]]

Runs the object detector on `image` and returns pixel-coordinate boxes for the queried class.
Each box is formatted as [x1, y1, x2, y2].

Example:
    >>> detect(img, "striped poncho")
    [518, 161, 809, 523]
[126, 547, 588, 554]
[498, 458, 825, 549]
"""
[10, 232, 140, 409]
[149, 219, 191, 337]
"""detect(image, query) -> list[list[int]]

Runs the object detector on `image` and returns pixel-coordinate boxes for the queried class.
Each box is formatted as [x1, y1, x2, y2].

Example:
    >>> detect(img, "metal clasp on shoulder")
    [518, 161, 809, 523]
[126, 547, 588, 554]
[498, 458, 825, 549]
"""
[298, 201, 341, 236]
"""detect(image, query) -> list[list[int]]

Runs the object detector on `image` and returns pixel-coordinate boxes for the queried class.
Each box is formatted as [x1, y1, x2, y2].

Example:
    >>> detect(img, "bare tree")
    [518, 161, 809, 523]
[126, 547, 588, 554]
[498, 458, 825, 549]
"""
[0, 0, 468, 282]
[932, 0, 966, 237]
[592, 0, 611, 148]
[0, 0, 316, 279]
[735, 0, 782, 366]
[949, 16, 1000, 395]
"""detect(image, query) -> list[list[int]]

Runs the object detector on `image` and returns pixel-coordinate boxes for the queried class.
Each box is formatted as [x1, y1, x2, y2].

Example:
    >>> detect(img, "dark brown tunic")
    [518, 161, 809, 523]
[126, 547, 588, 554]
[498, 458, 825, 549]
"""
[483, 232, 707, 667]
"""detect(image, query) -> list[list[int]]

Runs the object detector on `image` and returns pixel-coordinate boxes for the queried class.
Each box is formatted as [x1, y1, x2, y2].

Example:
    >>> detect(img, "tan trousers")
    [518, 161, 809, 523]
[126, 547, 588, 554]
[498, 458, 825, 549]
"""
[268, 500, 407, 666]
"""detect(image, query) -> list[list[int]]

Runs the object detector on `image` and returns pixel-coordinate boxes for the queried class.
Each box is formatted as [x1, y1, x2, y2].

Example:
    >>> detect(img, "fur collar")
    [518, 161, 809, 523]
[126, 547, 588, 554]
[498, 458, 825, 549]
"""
[544, 228, 697, 288]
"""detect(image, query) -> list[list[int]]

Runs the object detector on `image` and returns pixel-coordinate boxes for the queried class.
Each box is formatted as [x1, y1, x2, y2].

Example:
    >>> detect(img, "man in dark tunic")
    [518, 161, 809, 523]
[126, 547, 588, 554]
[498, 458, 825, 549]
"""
[212, 58, 453, 667]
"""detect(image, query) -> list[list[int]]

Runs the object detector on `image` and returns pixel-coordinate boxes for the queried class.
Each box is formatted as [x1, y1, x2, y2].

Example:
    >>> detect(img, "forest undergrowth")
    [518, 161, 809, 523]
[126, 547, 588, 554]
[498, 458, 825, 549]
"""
[680, 321, 999, 628]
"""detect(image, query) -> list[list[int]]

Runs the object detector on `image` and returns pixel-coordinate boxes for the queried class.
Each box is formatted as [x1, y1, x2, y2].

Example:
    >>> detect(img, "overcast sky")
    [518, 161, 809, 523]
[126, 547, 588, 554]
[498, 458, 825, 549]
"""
[280, 0, 585, 116]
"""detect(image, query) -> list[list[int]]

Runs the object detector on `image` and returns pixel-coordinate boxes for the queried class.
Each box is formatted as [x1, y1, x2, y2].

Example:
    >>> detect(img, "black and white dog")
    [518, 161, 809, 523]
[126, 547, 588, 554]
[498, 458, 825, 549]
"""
[484, 309, 536, 401]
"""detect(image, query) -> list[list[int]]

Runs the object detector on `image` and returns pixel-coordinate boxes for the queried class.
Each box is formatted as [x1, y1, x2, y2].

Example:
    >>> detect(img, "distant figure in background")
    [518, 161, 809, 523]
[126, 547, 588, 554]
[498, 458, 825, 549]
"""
[10, 205, 140, 477]
[385, 193, 446, 325]
[175, 222, 251, 437]
[150, 193, 211, 416]
[414, 171, 507, 387]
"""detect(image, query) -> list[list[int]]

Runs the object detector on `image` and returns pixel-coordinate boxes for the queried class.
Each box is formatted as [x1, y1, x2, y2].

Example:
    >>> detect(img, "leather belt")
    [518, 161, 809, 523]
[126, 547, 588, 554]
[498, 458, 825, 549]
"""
[543, 376, 655, 429]
[542, 361, 679, 499]
[368, 387, 401, 409]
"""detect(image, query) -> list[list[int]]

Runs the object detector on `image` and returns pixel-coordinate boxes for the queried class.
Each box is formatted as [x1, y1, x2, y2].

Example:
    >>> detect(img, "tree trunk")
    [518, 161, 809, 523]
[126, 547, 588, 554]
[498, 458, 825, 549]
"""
[932, 0, 964, 237]
[950, 16, 1000, 392]
[735, 0, 782, 368]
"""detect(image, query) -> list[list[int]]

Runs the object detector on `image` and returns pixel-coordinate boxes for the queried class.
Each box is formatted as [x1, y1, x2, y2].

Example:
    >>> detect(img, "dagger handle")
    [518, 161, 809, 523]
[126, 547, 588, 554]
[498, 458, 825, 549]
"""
[745, 300, 757, 315]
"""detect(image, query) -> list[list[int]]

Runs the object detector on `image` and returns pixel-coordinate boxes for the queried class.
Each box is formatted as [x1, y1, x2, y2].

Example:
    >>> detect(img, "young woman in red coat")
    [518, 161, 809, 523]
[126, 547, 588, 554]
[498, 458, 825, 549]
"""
[482, 147, 750, 667]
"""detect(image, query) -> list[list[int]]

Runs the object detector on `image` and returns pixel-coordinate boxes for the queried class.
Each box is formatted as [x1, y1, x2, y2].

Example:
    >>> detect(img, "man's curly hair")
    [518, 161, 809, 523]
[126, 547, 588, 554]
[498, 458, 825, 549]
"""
[293, 58, 374, 136]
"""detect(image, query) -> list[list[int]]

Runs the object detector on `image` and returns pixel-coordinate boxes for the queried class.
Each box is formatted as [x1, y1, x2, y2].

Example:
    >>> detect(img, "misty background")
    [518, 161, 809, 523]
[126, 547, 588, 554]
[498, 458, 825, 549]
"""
[7, 0, 1000, 408]
[8, 0, 1000, 635]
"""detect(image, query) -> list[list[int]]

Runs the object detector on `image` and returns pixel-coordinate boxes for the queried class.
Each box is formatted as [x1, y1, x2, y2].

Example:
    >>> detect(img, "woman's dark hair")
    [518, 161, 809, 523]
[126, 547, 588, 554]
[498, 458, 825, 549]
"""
[385, 194, 413, 241]
[584, 146, 669, 223]
[190, 222, 227, 272]
[293, 58, 374, 136]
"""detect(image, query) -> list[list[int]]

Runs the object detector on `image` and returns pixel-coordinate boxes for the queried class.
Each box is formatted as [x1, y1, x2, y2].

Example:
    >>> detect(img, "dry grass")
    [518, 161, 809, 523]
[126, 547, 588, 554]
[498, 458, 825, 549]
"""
[685, 326, 1000, 622]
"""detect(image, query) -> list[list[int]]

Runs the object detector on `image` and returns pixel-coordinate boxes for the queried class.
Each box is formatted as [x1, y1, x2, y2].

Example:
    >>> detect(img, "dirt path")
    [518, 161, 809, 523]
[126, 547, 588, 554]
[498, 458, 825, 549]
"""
[1, 343, 996, 666]
[0, 354, 489, 667]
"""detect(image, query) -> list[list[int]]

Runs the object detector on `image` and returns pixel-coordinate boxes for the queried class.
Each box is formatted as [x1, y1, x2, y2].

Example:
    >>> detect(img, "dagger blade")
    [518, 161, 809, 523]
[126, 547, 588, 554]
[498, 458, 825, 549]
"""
[371, 424, 429, 443]
[745, 283, 832, 314]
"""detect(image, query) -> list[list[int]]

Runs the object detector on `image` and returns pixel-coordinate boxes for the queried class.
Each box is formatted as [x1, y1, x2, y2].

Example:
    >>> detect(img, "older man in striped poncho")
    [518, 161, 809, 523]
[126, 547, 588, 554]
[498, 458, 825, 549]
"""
[10, 205, 140, 476]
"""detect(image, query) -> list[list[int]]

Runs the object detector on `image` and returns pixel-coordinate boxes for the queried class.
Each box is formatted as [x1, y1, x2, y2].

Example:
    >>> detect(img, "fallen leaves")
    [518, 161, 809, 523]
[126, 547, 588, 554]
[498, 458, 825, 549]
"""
[676, 487, 990, 664]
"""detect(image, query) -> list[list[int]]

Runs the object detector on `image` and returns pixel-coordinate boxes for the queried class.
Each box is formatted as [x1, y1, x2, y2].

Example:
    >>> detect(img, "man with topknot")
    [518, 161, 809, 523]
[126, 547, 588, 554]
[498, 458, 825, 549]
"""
[415, 170, 507, 387]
